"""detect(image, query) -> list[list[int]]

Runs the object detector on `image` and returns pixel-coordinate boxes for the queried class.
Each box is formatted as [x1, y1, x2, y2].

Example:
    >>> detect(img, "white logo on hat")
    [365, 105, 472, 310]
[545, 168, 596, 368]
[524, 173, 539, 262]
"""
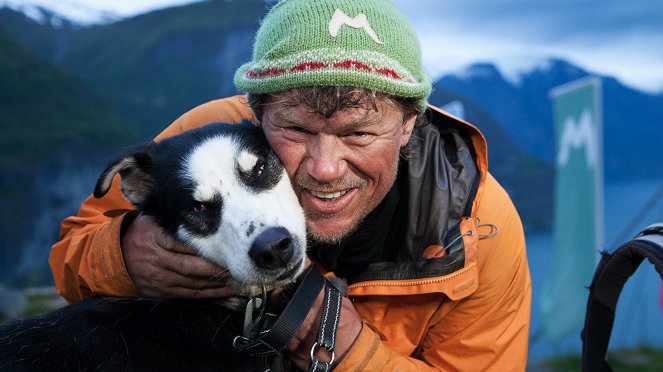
[328, 9, 383, 45]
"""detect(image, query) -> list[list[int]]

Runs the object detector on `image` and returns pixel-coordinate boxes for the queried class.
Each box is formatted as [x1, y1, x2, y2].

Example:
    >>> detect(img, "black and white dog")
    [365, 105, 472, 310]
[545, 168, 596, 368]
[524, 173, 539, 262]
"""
[0, 122, 307, 371]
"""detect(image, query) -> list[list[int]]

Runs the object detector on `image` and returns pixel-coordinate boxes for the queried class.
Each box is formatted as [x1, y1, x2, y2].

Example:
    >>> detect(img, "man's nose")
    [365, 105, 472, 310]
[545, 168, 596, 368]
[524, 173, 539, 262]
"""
[305, 134, 347, 182]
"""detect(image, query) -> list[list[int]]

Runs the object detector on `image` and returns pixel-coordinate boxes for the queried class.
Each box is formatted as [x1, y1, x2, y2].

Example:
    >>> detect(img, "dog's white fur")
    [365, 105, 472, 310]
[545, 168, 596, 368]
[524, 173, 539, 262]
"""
[181, 134, 306, 287]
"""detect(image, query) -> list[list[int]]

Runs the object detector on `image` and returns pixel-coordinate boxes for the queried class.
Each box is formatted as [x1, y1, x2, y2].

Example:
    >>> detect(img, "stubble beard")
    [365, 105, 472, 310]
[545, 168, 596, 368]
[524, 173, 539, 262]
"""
[305, 212, 363, 245]
[296, 172, 369, 245]
[298, 165, 400, 246]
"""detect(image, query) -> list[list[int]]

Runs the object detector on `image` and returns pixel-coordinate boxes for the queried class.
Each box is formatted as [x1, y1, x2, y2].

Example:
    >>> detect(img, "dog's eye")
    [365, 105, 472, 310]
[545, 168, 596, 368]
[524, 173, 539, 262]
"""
[192, 202, 209, 213]
[255, 162, 265, 178]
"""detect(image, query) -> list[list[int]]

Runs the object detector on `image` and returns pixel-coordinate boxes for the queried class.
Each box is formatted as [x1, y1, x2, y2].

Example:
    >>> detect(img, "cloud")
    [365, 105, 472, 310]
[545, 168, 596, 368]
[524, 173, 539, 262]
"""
[395, 0, 663, 41]
[392, 0, 663, 92]
[1, 0, 204, 22]
[7, 0, 662, 92]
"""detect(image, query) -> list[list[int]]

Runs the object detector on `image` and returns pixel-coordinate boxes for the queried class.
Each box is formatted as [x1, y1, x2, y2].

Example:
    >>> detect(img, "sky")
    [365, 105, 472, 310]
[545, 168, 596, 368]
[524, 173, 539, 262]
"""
[398, 0, 663, 93]
[4, 0, 663, 93]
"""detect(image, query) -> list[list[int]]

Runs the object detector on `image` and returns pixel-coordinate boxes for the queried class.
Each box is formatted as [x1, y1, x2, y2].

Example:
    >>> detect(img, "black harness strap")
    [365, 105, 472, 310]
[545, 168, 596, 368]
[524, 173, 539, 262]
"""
[233, 268, 325, 355]
[308, 279, 342, 372]
[582, 223, 663, 372]
[233, 267, 343, 371]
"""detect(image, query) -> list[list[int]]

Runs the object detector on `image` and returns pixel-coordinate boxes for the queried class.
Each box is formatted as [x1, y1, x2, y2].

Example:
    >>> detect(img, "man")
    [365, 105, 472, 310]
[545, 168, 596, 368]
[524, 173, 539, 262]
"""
[49, 0, 531, 370]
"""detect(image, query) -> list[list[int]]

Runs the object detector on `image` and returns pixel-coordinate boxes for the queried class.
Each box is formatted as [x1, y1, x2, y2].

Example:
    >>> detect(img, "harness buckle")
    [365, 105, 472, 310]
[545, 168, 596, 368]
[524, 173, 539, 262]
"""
[232, 335, 252, 349]
[242, 286, 267, 338]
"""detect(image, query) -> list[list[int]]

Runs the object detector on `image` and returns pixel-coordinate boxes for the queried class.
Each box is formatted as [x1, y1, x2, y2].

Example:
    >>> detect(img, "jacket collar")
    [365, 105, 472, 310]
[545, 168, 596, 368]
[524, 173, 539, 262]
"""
[346, 104, 487, 299]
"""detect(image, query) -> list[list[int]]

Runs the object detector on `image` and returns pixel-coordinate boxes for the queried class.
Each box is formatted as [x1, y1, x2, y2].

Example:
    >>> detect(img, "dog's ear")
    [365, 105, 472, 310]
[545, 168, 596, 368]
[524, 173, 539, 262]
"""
[94, 144, 155, 206]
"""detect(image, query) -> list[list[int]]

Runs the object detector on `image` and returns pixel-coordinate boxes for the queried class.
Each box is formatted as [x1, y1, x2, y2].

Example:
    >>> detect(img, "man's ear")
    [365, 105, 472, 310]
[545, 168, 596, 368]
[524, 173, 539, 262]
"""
[94, 144, 155, 206]
[400, 114, 418, 147]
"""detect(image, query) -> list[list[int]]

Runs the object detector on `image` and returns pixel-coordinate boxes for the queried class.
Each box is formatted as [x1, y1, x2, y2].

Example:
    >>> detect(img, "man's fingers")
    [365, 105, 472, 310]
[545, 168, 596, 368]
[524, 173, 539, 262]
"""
[165, 269, 232, 290]
[122, 213, 238, 298]
[167, 286, 238, 299]
[142, 283, 237, 298]
[150, 228, 231, 279]
[151, 230, 198, 255]
[162, 270, 232, 290]
[158, 248, 230, 280]
[137, 268, 236, 298]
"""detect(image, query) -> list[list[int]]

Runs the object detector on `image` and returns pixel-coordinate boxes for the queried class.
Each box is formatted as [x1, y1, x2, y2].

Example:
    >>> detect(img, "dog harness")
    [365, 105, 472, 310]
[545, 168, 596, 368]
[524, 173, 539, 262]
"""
[233, 268, 343, 371]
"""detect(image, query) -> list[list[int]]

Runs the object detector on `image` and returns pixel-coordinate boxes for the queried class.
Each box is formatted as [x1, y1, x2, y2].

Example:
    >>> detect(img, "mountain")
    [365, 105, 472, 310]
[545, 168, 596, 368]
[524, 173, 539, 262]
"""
[3, 3, 661, 177]
[0, 0, 119, 26]
[0, 5, 83, 63]
[0, 27, 135, 286]
[1, 0, 661, 287]
[63, 0, 268, 138]
[1, 0, 554, 226]
[2, 0, 266, 139]
[438, 59, 663, 180]
[0, 28, 135, 168]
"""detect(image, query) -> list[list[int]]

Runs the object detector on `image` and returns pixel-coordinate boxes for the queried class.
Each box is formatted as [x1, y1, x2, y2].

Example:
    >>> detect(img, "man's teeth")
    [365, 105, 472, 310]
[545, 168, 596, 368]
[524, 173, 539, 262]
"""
[310, 189, 348, 200]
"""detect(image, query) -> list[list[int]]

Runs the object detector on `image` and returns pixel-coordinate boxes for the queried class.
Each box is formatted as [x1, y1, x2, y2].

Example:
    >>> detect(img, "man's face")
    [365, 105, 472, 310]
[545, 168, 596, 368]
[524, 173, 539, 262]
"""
[261, 98, 416, 244]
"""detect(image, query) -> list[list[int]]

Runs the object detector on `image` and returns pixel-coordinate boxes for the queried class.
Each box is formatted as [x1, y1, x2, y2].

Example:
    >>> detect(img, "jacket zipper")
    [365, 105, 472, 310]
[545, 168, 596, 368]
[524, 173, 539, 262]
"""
[347, 261, 476, 290]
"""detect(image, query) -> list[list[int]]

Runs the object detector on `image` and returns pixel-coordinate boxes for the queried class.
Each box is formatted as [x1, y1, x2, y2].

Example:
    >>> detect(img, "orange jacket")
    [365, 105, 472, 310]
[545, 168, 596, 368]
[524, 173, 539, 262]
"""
[50, 95, 531, 371]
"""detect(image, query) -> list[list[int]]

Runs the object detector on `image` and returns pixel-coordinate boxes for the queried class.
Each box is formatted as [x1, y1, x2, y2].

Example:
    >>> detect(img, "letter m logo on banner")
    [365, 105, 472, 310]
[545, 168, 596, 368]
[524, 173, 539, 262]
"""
[541, 76, 603, 342]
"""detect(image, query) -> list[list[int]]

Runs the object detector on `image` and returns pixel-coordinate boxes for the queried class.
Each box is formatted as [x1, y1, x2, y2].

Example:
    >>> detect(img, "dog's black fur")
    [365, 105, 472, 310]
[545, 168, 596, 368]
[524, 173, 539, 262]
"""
[0, 297, 267, 370]
[0, 122, 306, 371]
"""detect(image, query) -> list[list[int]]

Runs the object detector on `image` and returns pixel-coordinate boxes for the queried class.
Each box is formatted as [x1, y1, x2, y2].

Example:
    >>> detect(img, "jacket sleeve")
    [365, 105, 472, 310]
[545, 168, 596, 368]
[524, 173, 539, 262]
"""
[49, 96, 255, 302]
[335, 173, 532, 371]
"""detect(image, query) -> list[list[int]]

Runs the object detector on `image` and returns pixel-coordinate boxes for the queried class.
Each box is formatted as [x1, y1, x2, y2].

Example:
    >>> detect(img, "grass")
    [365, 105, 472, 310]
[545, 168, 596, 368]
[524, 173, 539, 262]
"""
[4, 293, 663, 372]
[530, 347, 663, 371]
[22, 292, 67, 318]
[0, 287, 67, 324]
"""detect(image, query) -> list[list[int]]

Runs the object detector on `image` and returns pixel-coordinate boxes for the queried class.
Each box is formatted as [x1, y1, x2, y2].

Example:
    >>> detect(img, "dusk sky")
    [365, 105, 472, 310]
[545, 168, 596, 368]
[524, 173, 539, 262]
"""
[5, 0, 663, 93]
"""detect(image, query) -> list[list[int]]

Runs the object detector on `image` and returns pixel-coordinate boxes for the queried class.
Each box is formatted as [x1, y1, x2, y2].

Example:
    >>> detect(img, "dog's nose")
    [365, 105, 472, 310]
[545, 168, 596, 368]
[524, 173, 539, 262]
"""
[249, 227, 295, 270]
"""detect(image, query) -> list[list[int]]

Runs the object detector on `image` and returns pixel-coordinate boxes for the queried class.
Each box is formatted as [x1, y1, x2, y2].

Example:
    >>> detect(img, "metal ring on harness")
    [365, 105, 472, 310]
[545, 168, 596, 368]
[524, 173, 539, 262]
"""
[232, 266, 343, 372]
[581, 222, 663, 372]
[308, 278, 342, 372]
[309, 341, 335, 370]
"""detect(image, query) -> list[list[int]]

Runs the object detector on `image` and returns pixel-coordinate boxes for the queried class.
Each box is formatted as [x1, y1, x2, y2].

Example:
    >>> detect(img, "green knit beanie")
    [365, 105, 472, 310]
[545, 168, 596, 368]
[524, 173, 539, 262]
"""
[234, 0, 431, 111]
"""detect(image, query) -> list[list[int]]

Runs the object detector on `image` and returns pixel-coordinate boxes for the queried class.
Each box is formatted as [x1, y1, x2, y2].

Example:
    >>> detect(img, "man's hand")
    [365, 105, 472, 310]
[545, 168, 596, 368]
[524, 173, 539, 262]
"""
[121, 214, 236, 298]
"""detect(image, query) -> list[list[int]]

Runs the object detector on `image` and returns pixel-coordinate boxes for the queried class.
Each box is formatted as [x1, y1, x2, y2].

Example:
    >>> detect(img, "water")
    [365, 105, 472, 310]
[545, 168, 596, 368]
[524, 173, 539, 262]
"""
[527, 178, 663, 362]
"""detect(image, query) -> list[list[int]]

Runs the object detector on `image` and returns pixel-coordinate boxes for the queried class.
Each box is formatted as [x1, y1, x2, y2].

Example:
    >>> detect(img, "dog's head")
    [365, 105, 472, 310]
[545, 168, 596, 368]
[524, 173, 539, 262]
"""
[94, 122, 307, 290]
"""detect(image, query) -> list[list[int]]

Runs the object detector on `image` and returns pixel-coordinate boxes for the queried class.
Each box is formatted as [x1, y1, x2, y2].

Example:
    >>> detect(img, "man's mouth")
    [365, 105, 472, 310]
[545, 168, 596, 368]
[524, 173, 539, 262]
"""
[309, 189, 349, 201]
